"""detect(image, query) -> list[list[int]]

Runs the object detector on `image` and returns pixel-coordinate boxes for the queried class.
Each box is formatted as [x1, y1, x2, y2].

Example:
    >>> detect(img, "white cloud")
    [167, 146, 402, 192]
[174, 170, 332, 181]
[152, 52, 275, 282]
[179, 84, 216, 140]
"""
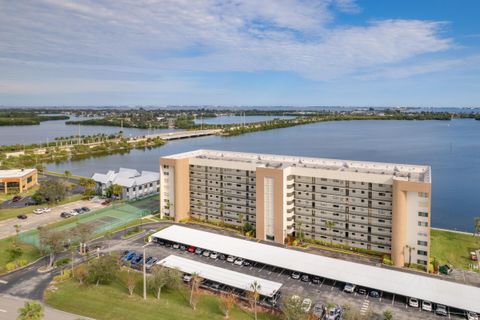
[0, 0, 456, 86]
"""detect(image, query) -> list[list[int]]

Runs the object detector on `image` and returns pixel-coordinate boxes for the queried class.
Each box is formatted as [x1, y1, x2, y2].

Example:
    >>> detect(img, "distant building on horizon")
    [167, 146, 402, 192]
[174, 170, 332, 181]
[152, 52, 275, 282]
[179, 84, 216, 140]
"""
[92, 168, 159, 201]
[159, 150, 431, 268]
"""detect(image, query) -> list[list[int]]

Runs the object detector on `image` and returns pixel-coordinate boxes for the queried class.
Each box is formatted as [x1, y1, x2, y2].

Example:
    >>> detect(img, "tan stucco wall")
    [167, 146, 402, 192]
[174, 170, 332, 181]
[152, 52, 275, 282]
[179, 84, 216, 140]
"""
[391, 180, 431, 267]
[0, 170, 38, 194]
[160, 158, 190, 222]
[256, 167, 285, 244]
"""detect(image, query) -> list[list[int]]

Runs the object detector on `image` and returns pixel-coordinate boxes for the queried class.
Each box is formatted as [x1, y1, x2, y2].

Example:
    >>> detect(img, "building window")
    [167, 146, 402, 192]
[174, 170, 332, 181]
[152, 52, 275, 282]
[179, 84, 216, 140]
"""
[418, 221, 428, 227]
[418, 192, 429, 198]
[417, 250, 428, 256]
[418, 212, 429, 217]
[417, 240, 428, 246]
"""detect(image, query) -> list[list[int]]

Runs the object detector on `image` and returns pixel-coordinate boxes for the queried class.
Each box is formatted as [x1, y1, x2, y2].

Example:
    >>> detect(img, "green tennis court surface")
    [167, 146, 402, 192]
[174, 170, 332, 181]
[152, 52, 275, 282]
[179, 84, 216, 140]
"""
[19, 195, 159, 248]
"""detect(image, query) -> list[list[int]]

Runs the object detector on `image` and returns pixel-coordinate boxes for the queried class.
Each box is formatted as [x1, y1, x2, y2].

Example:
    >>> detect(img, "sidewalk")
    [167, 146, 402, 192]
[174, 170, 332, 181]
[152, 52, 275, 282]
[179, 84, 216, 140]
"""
[0, 294, 92, 320]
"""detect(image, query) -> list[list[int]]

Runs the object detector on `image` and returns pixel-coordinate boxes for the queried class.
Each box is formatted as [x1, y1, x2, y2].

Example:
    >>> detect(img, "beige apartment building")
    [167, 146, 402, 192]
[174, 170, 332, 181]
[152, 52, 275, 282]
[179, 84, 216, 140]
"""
[159, 150, 431, 268]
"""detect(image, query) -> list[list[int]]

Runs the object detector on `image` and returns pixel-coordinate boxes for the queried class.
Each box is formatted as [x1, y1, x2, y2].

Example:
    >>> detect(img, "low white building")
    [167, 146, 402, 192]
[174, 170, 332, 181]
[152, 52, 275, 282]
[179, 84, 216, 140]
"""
[92, 168, 159, 200]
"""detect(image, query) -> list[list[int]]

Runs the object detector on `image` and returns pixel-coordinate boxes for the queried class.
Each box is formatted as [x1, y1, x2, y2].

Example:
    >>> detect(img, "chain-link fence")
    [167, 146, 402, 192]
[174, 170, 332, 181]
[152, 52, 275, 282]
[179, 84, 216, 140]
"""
[18, 195, 159, 248]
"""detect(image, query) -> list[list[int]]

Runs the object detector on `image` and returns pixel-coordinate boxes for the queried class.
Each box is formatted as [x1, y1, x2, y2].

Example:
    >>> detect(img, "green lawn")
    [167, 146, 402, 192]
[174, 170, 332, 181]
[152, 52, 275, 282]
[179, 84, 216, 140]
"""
[0, 185, 39, 202]
[0, 236, 41, 274]
[0, 193, 83, 222]
[430, 229, 480, 269]
[45, 277, 279, 320]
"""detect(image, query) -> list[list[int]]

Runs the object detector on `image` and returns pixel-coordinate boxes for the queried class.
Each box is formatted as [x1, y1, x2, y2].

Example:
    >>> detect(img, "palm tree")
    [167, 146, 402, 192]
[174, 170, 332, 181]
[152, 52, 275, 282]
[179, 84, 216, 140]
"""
[325, 220, 336, 245]
[249, 281, 261, 320]
[405, 244, 415, 267]
[13, 224, 21, 247]
[64, 170, 72, 180]
[189, 272, 203, 310]
[17, 301, 44, 320]
[238, 213, 245, 234]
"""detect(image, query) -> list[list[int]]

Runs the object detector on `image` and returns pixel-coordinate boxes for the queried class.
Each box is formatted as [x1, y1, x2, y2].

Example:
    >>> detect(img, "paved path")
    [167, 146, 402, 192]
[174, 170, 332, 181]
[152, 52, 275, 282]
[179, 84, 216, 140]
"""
[0, 199, 104, 239]
[0, 294, 88, 320]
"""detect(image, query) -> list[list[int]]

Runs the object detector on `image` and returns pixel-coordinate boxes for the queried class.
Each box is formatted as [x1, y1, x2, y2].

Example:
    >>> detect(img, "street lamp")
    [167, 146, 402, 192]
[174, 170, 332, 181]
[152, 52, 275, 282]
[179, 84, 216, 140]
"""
[142, 240, 152, 300]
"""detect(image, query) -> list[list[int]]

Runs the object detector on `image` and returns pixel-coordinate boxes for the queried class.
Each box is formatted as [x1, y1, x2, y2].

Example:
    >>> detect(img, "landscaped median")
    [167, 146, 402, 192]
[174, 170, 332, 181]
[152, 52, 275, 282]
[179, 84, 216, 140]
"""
[0, 236, 40, 274]
[45, 268, 279, 320]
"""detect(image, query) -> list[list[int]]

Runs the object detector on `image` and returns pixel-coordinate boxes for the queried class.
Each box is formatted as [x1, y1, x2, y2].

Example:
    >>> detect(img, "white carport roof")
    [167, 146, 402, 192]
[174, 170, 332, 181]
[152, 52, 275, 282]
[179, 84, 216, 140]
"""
[157, 255, 282, 298]
[151, 225, 480, 313]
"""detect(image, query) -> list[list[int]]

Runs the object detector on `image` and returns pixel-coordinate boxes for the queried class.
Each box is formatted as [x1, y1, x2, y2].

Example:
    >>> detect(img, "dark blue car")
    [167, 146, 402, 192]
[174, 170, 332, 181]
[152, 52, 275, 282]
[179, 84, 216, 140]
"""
[121, 251, 136, 263]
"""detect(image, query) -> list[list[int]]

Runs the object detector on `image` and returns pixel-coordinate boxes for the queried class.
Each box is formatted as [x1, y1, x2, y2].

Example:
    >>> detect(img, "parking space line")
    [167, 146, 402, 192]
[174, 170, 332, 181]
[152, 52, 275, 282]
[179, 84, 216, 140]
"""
[330, 280, 336, 291]
[379, 291, 383, 302]
[319, 278, 326, 287]
[392, 294, 395, 306]
[258, 264, 265, 273]
[277, 269, 284, 277]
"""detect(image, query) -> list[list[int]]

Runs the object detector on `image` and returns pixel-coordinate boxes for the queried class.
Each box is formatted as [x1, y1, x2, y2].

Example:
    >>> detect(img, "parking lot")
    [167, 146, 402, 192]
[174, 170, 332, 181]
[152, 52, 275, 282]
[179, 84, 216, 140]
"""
[113, 233, 473, 320]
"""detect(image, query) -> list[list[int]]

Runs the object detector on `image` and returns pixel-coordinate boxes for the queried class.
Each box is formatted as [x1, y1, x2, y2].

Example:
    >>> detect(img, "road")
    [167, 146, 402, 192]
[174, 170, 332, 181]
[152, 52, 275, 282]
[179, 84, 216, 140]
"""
[0, 199, 104, 239]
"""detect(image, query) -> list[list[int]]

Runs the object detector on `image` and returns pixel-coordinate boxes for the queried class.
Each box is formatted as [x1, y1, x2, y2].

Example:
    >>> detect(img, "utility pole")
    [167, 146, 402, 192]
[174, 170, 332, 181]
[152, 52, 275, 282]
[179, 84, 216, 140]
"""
[142, 241, 151, 300]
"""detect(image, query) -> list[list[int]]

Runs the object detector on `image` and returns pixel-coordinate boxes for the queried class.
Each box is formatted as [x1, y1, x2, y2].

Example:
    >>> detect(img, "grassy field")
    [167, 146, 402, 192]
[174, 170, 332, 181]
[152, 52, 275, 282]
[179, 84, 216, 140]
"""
[0, 236, 41, 274]
[0, 193, 83, 222]
[45, 276, 279, 320]
[431, 229, 480, 269]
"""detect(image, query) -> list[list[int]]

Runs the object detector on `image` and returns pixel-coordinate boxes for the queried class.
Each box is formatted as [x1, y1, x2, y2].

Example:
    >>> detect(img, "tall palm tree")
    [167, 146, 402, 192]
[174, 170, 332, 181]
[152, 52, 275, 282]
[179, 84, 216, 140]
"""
[189, 272, 203, 310]
[250, 280, 261, 320]
[238, 213, 245, 234]
[405, 244, 415, 267]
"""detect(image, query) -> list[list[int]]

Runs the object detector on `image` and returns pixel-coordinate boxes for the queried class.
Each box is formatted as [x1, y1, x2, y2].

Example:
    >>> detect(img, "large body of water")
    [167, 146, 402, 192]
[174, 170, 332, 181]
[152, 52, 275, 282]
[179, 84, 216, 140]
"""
[44, 119, 480, 232]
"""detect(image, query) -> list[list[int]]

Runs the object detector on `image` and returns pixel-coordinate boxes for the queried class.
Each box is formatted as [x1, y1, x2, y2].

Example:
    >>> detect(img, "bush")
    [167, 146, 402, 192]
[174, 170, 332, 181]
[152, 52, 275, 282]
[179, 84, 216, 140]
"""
[5, 262, 16, 272]
[54, 257, 71, 267]
[382, 255, 393, 266]
[18, 259, 28, 267]
[53, 269, 72, 282]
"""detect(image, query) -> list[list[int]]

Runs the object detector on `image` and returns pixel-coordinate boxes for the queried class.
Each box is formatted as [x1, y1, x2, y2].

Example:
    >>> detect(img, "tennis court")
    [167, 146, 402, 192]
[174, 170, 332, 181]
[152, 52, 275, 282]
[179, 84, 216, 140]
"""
[19, 195, 159, 248]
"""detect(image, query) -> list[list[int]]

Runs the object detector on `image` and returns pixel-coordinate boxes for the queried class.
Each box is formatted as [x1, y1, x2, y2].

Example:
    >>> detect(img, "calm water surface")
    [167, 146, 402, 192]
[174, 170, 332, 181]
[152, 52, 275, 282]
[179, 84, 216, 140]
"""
[0, 116, 175, 145]
[46, 119, 480, 231]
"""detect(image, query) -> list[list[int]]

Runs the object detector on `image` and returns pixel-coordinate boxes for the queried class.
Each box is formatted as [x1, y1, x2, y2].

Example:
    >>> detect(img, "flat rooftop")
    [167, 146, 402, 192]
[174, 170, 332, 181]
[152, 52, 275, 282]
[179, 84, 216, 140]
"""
[163, 149, 431, 183]
[151, 225, 480, 313]
[157, 255, 282, 298]
[0, 169, 36, 179]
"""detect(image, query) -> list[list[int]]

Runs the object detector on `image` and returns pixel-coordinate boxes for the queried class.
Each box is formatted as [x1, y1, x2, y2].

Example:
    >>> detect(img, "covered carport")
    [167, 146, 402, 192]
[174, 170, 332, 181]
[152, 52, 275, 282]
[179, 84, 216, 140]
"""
[150, 225, 480, 314]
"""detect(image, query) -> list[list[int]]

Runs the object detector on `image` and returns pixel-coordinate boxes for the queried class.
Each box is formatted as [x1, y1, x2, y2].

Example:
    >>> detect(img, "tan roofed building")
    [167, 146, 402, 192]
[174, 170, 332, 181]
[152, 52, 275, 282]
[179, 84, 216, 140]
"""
[159, 150, 431, 268]
[0, 168, 38, 194]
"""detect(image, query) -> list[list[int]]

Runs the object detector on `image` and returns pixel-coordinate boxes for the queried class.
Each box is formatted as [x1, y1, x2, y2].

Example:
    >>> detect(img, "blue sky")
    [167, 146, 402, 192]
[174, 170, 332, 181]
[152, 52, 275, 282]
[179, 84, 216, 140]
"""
[0, 0, 479, 107]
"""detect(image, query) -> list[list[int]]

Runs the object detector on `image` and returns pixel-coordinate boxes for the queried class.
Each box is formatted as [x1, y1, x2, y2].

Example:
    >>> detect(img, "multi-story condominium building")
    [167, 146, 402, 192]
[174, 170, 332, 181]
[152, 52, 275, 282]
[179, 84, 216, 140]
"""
[92, 168, 160, 201]
[159, 150, 431, 268]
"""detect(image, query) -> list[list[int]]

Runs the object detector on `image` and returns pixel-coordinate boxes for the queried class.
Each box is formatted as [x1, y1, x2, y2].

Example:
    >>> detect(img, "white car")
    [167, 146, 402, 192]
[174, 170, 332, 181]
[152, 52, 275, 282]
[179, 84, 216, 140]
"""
[69, 210, 79, 216]
[182, 274, 192, 283]
[467, 311, 478, 320]
[343, 283, 356, 293]
[234, 258, 244, 265]
[226, 255, 236, 263]
[210, 252, 218, 259]
[422, 300, 432, 312]
[33, 208, 44, 214]
[42, 207, 51, 212]
[172, 243, 180, 249]
[408, 298, 419, 308]
[301, 298, 312, 313]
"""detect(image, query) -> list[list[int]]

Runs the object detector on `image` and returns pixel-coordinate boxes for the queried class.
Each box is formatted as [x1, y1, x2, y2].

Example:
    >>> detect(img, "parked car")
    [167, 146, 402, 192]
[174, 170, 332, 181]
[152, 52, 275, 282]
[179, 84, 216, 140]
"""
[210, 282, 221, 290]
[187, 246, 196, 253]
[81, 206, 90, 212]
[122, 251, 137, 263]
[17, 214, 27, 220]
[183, 274, 192, 283]
[471, 251, 478, 261]
[325, 305, 342, 320]
[435, 304, 448, 316]
[422, 300, 433, 312]
[226, 255, 236, 263]
[301, 298, 312, 313]
[101, 199, 112, 205]
[439, 264, 453, 275]
[291, 271, 301, 280]
[210, 252, 218, 259]
[33, 208, 45, 214]
[12, 196, 22, 202]
[60, 211, 72, 218]
[408, 298, 419, 308]
[368, 290, 380, 298]
[145, 257, 158, 270]
[218, 254, 226, 260]
[131, 254, 144, 267]
[180, 245, 187, 251]
[343, 283, 356, 293]
[202, 250, 211, 257]
[357, 288, 367, 295]
[195, 248, 203, 255]
[470, 251, 478, 261]
[312, 302, 325, 318]
[172, 243, 180, 249]
[311, 276, 321, 284]
[467, 311, 479, 320]
[301, 274, 310, 282]
[234, 258, 244, 265]
[42, 208, 51, 212]
[242, 260, 251, 266]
